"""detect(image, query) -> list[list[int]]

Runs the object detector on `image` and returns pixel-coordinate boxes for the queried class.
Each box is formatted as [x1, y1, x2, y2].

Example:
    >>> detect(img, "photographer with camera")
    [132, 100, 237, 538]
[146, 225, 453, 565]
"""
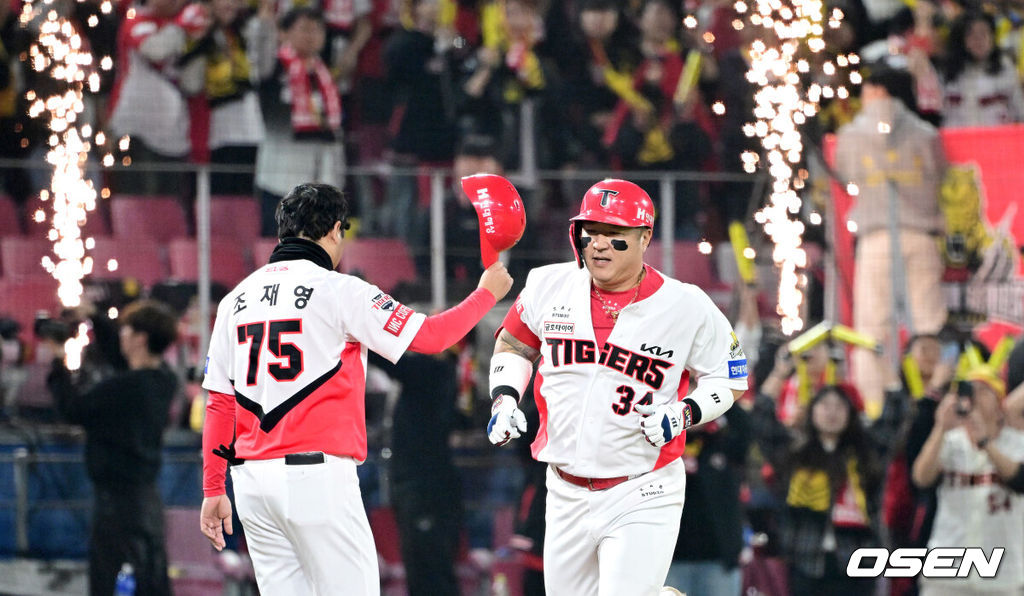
[911, 366, 1024, 596]
[45, 300, 179, 596]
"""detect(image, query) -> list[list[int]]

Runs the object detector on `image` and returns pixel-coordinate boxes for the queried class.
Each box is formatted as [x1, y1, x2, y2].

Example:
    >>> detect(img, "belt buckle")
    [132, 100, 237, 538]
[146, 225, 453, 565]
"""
[586, 478, 595, 491]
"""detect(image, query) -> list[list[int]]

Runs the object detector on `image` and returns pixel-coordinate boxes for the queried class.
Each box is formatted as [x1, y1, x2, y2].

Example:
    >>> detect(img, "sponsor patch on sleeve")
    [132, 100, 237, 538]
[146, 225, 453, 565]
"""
[384, 304, 414, 336]
[728, 359, 748, 379]
[204, 356, 210, 375]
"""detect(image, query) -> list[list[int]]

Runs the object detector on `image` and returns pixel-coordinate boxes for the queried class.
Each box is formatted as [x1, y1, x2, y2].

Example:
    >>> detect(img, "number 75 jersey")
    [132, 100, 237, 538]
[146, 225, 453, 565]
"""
[202, 258, 426, 461]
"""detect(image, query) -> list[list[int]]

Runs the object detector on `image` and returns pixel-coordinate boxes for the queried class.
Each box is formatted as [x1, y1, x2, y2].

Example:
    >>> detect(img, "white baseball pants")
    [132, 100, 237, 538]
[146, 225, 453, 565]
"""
[230, 455, 379, 595]
[543, 458, 687, 596]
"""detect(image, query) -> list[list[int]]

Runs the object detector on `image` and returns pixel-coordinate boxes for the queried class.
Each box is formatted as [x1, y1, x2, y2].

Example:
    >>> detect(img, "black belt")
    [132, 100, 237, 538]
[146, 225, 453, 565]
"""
[285, 452, 325, 466]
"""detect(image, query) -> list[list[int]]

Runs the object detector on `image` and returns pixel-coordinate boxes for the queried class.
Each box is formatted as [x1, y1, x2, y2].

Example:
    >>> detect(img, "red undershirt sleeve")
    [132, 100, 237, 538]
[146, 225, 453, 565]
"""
[202, 390, 235, 498]
[498, 301, 541, 350]
[408, 288, 497, 354]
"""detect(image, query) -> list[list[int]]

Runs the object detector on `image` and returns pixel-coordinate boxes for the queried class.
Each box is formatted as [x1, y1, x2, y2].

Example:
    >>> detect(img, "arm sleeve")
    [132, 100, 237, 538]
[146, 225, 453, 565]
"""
[337, 277, 426, 364]
[687, 290, 749, 392]
[497, 294, 541, 350]
[681, 289, 749, 423]
[202, 390, 235, 497]
[201, 296, 236, 395]
[245, 16, 279, 82]
[136, 23, 188, 63]
[408, 288, 496, 354]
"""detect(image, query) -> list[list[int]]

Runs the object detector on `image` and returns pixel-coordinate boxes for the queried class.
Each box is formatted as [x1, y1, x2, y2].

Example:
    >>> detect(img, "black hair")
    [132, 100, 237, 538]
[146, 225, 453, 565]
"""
[887, 6, 915, 36]
[790, 384, 882, 498]
[640, 0, 679, 19]
[945, 12, 1003, 82]
[275, 183, 351, 241]
[904, 333, 940, 354]
[578, 0, 619, 11]
[121, 300, 179, 355]
[279, 6, 325, 31]
[863, 64, 918, 112]
[1007, 336, 1024, 393]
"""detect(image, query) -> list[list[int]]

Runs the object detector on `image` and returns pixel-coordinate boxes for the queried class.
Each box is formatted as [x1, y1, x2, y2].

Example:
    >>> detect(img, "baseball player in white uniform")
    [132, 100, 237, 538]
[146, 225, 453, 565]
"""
[486, 179, 749, 595]
[199, 183, 512, 595]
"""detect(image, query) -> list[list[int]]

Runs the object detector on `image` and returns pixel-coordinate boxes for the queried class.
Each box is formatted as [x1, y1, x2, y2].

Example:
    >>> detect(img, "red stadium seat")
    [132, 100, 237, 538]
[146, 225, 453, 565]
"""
[89, 236, 167, 287]
[168, 238, 250, 287]
[210, 195, 260, 241]
[0, 277, 60, 336]
[646, 240, 726, 288]
[251, 237, 278, 268]
[341, 238, 418, 293]
[164, 507, 225, 596]
[0, 195, 23, 236]
[111, 196, 188, 242]
[0, 236, 53, 279]
[25, 196, 111, 239]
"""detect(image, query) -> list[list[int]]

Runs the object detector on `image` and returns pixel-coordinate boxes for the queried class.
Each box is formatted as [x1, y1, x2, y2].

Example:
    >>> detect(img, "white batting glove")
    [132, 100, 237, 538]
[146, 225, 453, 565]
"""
[487, 395, 527, 446]
[635, 402, 692, 447]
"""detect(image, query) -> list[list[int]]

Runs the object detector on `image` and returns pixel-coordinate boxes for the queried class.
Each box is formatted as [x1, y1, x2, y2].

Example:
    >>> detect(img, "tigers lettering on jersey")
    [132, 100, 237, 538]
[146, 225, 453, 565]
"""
[544, 338, 673, 389]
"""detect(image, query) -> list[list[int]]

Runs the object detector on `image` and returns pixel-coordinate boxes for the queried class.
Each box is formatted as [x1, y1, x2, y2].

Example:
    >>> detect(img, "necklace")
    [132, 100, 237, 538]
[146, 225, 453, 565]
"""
[592, 270, 645, 321]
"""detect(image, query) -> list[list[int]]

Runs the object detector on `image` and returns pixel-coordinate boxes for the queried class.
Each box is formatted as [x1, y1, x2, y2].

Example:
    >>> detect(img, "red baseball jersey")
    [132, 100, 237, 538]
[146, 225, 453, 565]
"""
[202, 259, 425, 461]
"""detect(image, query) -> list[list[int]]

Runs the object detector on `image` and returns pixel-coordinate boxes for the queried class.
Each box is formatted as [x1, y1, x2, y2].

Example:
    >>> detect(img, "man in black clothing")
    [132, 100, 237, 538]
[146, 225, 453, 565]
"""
[666, 404, 751, 595]
[46, 300, 179, 596]
[372, 342, 466, 596]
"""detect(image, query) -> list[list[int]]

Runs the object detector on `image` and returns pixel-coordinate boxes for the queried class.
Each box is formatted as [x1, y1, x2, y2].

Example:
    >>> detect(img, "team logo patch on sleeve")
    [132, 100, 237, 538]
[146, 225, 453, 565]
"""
[371, 292, 397, 311]
[728, 332, 744, 358]
[384, 305, 414, 336]
[728, 359, 748, 379]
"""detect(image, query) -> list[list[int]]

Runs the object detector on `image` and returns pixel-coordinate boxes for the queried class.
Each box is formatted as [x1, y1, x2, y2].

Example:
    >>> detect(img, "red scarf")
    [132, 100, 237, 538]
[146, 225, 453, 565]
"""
[278, 44, 342, 133]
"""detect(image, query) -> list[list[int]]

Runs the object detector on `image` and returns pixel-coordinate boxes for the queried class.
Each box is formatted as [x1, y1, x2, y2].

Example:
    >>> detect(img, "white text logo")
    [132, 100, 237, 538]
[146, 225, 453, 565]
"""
[847, 548, 1004, 578]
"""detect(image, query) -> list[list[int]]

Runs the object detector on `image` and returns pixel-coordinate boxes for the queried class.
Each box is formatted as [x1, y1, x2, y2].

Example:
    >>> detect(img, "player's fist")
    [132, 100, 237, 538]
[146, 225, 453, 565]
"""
[487, 395, 527, 446]
[635, 402, 692, 447]
[478, 262, 513, 302]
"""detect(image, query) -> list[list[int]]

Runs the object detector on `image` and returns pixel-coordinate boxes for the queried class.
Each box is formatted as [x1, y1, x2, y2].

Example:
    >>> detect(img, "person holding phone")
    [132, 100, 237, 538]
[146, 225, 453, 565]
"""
[911, 366, 1024, 596]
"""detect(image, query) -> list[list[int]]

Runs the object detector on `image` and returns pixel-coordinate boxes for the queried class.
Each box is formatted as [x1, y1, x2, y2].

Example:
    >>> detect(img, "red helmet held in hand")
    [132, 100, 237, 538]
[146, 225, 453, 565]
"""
[461, 174, 527, 268]
[569, 179, 655, 267]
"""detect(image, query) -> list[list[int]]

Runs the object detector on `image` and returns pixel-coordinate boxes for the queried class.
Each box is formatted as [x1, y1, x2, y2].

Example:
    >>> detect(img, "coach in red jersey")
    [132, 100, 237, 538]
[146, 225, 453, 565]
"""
[200, 183, 512, 594]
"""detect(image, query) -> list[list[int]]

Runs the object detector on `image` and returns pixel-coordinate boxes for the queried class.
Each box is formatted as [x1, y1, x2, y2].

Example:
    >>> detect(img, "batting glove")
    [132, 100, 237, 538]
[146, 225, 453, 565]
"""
[635, 402, 692, 447]
[487, 395, 527, 446]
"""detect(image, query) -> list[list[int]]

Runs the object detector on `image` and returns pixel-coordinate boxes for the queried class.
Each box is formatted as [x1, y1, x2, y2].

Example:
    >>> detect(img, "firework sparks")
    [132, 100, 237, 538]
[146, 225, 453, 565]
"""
[22, 1, 113, 368]
[738, 0, 854, 335]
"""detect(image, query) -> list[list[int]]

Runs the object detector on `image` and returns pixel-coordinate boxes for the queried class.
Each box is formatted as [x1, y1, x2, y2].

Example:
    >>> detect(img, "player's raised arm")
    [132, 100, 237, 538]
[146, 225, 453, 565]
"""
[406, 262, 512, 354]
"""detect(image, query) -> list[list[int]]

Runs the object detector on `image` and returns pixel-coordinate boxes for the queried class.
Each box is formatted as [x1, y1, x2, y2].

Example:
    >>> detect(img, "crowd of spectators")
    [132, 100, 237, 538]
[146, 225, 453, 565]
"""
[3, 0, 1024, 594]
[3, 0, 1024, 242]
